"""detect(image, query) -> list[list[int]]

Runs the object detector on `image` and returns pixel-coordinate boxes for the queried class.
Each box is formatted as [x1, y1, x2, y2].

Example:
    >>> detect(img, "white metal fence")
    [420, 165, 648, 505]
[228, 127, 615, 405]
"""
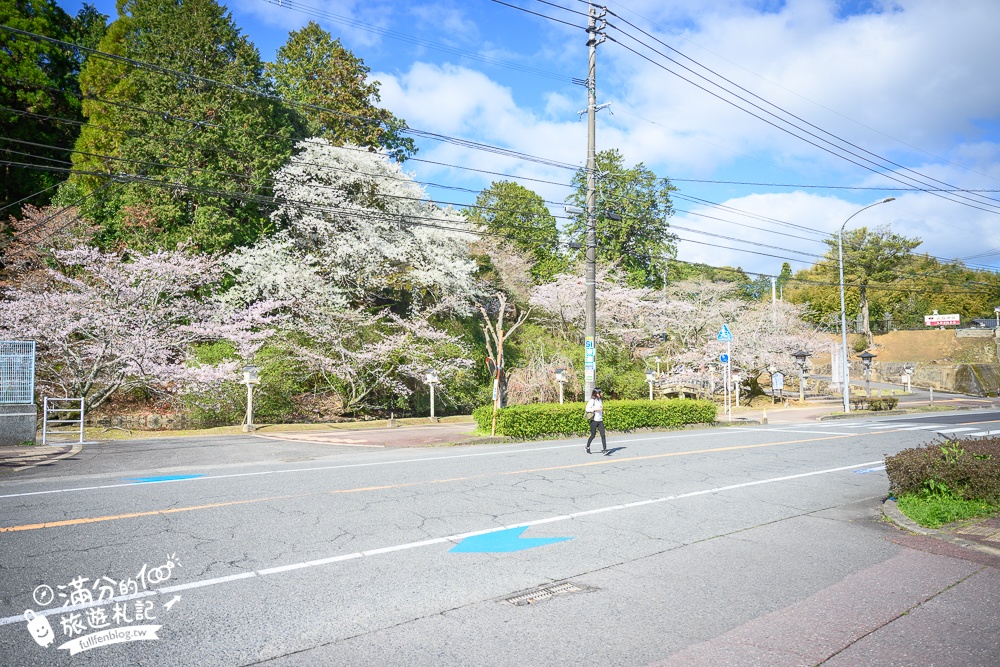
[0, 340, 35, 404]
[42, 397, 85, 445]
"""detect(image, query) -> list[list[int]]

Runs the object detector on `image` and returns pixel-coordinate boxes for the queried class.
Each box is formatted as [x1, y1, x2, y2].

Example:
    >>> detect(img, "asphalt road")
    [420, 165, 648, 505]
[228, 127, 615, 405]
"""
[2, 411, 999, 666]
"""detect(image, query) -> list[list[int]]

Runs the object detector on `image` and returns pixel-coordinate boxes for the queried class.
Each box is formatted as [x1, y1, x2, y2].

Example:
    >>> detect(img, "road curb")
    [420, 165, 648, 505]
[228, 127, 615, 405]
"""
[820, 410, 908, 421]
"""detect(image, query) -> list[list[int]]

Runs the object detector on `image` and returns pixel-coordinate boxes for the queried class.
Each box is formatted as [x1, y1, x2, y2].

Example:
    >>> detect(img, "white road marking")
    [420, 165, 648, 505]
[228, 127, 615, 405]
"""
[967, 430, 1000, 437]
[0, 459, 884, 627]
[753, 429, 858, 436]
[868, 424, 905, 430]
[898, 425, 950, 431]
[0, 428, 768, 501]
[934, 427, 979, 434]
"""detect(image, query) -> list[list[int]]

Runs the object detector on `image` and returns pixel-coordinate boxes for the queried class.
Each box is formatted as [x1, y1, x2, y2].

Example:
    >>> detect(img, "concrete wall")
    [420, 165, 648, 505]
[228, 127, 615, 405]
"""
[0, 404, 37, 446]
[864, 361, 1000, 397]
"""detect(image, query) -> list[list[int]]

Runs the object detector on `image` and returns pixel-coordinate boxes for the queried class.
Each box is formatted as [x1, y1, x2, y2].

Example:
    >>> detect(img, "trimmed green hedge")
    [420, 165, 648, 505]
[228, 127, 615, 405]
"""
[473, 399, 717, 439]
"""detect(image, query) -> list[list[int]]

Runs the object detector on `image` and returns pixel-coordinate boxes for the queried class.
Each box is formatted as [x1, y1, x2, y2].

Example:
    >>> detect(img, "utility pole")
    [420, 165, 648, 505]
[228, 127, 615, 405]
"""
[583, 2, 606, 398]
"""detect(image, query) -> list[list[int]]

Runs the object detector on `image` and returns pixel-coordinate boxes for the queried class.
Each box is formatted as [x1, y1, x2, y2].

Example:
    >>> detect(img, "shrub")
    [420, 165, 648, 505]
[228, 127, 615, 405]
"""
[869, 397, 898, 411]
[885, 437, 1000, 503]
[473, 399, 717, 439]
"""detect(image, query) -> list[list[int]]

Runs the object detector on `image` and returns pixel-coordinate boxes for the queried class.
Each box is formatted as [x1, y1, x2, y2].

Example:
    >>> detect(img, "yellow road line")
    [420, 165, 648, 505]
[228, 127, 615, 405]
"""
[0, 430, 891, 533]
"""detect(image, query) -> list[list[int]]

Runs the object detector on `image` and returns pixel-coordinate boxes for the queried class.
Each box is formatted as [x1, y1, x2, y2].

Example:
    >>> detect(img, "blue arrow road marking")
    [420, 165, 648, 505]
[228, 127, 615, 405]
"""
[854, 466, 886, 474]
[450, 526, 572, 553]
[126, 474, 206, 484]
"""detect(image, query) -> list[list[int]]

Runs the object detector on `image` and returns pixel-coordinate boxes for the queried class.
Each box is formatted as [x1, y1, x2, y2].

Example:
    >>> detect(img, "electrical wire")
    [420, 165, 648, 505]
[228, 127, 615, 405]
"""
[602, 32, 1000, 218]
[601, 12, 1000, 211]
[259, 0, 573, 83]
[0, 26, 582, 172]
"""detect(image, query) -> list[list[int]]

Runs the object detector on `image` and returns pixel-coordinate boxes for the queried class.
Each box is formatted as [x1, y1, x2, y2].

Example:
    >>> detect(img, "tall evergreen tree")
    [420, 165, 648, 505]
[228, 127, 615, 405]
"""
[0, 0, 99, 212]
[267, 22, 415, 161]
[566, 149, 677, 288]
[464, 180, 564, 283]
[824, 225, 921, 344]
[67, 0, 295, 252]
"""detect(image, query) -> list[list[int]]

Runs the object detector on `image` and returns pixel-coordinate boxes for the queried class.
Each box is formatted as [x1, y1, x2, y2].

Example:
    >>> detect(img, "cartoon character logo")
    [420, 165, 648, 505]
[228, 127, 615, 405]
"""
[24, 609, 55, 648]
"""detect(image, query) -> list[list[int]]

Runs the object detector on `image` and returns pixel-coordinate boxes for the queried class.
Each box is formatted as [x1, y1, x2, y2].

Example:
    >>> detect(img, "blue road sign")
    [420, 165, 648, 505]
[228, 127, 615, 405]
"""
[717, 324, 733, 341]
[450, 526, 572, 553]
[720, 354, 729, 363]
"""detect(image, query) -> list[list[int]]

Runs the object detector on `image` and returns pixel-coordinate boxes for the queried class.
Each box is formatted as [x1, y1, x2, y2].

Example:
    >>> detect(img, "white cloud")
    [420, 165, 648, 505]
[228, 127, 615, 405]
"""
[364, 1, 1000, 272]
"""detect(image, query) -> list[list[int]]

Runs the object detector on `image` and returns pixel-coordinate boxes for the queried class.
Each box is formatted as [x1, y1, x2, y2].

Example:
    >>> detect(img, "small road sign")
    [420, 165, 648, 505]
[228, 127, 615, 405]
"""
[720, 353, 729, 363]
[717, 325, 733, 342]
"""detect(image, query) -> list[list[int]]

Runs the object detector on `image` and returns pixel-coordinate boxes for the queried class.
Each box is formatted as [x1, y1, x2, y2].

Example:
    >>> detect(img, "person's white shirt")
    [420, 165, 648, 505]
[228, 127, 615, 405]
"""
[585, 398, 604, 422]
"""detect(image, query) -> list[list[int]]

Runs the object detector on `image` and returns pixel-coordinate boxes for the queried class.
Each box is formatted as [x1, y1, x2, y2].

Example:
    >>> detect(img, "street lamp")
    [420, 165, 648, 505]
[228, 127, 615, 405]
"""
[425, 370, 439, 422]
[858, 350, 877, 398]
[645, 369, 656, 400]
[241, 365, 260, 432]
[554, 368, 567, 404]
[838, 198, 895, 412]
[791, 350, 811, 402]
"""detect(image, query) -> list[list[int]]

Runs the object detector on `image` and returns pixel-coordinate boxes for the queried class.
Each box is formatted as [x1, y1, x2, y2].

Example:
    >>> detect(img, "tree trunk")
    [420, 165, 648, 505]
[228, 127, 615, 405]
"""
[859, 283, 873, 347]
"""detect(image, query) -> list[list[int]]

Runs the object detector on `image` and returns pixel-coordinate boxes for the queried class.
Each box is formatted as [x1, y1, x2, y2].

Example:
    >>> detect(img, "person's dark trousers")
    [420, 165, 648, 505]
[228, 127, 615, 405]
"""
[586, 419, 606, 451]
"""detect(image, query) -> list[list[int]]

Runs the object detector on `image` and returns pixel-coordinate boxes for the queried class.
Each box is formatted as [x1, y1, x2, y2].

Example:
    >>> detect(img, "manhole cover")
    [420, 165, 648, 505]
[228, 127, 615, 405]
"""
[502, 581, 587, 606]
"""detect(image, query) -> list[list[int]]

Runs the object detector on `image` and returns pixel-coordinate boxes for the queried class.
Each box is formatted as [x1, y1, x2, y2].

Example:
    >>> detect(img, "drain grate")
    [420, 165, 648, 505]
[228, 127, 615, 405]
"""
[502, 582, 586, 606]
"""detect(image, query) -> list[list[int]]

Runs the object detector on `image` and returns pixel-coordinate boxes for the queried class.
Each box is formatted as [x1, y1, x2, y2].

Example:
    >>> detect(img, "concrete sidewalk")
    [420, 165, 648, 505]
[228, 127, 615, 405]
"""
[0, 441, 82, 472]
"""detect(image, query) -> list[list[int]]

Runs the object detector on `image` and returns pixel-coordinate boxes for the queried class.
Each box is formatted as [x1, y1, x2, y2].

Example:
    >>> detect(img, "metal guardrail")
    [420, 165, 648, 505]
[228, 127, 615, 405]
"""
[42, 397, 85, 445]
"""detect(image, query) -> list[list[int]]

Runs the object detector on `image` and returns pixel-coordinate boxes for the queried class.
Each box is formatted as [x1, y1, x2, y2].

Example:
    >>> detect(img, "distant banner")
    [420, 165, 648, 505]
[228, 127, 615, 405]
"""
[924, 313, 960, 326]
[58, 625, 162, 655]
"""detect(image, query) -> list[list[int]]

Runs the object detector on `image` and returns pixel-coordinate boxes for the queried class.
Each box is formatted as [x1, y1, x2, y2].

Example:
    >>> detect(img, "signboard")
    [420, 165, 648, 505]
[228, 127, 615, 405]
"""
[717, 325, 733, 342]
[924, 313, 960, 327]
[732, 373, 741, 384]
[771, 372, 784, 391]
[720, 353, 729, 363]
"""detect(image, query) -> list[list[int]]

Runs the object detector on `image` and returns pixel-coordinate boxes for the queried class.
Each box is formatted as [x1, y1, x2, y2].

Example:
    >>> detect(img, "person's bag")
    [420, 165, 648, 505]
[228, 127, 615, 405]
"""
[584, 410, 595, 420]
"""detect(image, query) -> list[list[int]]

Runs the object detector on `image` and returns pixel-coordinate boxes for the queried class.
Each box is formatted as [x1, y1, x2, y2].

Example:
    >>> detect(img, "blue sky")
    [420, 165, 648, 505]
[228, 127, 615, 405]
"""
[56, 0, 1000, 278]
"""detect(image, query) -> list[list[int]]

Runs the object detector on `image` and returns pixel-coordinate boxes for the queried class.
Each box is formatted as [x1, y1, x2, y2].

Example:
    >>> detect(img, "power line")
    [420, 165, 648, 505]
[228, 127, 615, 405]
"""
[260, 0, 573, 83]
[0, 25, 582, 172]
[601, 11, 1000, 212]
[489, 0, 584, 28]
[4, 78, 581, 193]
[606, 32, 1000, 218]
[670, 178, 1000, 193]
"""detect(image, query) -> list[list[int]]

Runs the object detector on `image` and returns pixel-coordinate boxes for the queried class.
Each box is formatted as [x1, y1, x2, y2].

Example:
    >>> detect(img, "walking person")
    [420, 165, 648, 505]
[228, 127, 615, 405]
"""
[585, 388, 606, 454]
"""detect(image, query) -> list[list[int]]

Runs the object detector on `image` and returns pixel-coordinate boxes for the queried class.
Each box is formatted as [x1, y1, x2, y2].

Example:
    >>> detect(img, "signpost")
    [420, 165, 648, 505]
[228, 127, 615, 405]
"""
[718, 325, 733, 421]
[770, 371, 784, 404]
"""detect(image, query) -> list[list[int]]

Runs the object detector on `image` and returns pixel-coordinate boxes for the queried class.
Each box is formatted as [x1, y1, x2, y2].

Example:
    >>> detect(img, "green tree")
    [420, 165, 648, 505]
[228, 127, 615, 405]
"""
[776, 262, 793, 294]
[267, 21, 414, 161]
[566, 149, 676, 288]
[464, 180, 565, 283]
[824, 225, 921, 344]
[66, 0, 295, 252]
[0, 0, 95, 211]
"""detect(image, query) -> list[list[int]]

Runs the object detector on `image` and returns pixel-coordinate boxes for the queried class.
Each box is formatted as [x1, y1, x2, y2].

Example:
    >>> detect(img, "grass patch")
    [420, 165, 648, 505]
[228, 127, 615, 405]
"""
[896, 490, 1000, 529]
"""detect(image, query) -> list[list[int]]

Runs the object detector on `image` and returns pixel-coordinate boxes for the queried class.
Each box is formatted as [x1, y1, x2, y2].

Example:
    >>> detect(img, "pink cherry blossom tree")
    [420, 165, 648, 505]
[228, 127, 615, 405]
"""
[0, 247, 279, 410]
